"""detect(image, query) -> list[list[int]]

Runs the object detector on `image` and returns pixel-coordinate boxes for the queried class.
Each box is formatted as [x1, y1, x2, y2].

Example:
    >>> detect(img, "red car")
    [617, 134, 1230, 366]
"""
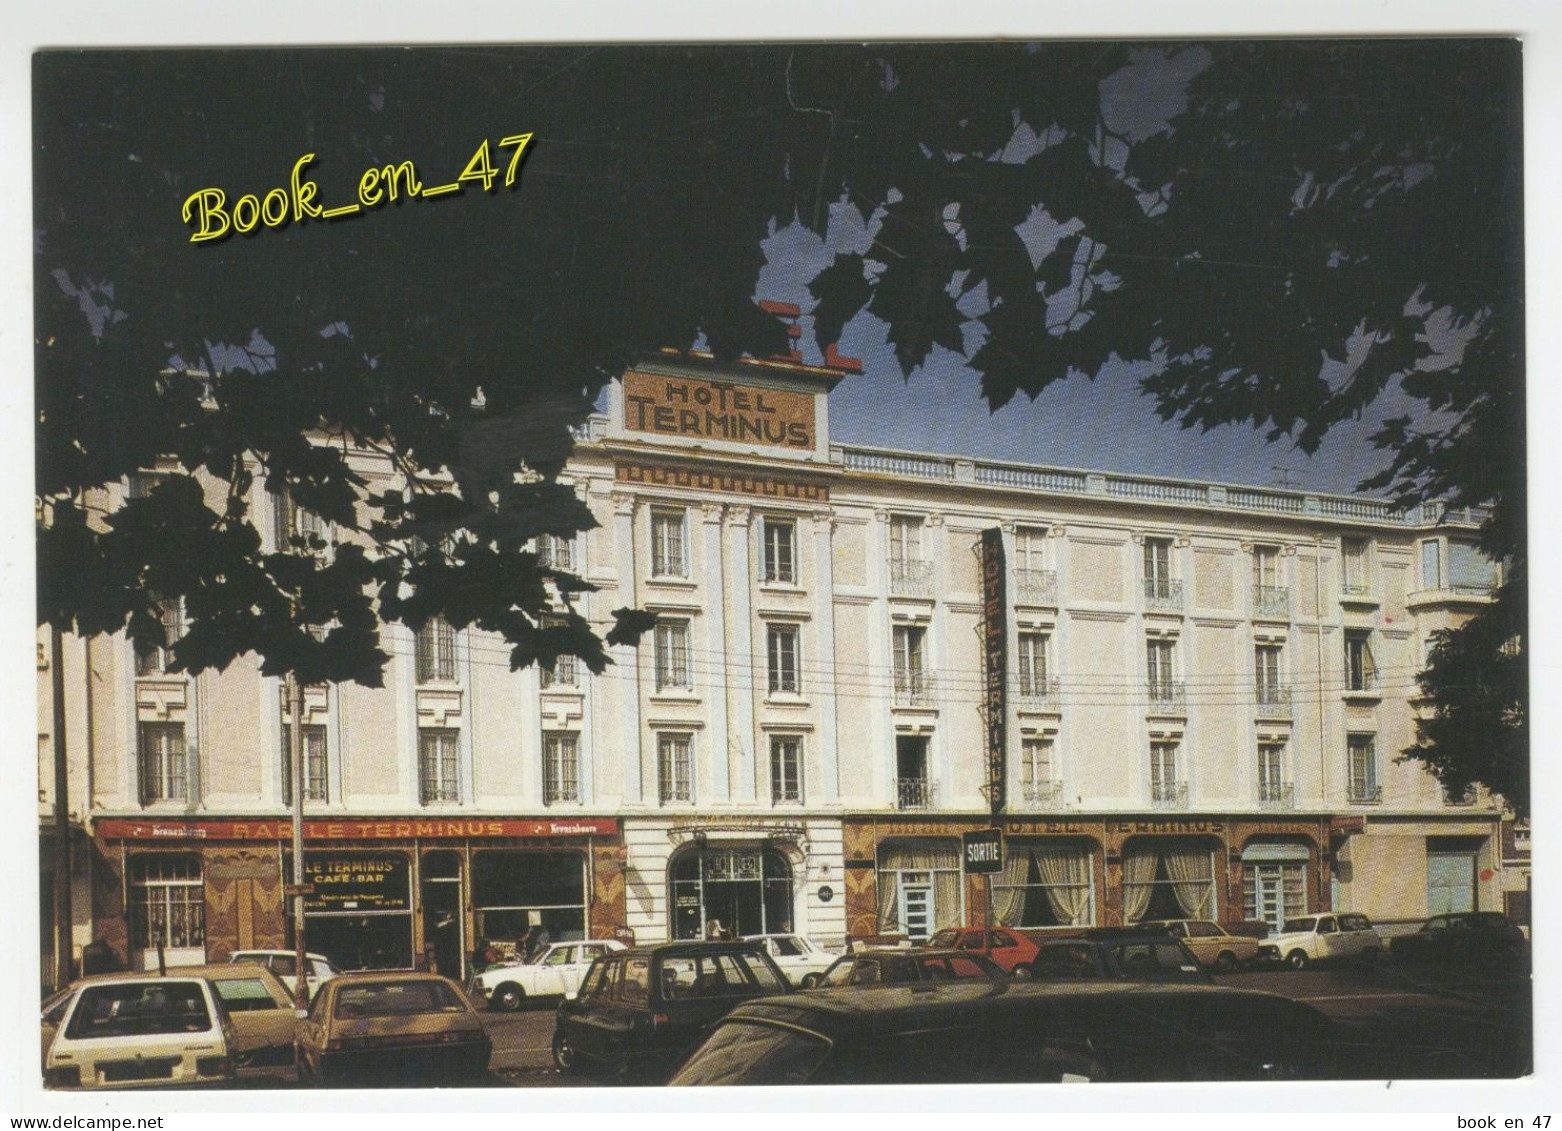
[924, 928, 1039, 972]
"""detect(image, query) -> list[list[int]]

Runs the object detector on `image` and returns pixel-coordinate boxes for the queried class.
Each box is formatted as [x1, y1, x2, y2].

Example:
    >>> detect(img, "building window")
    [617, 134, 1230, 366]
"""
[1243, 859, 1307, 933]
[543, 733, 580, 804]
[540, 653, 580, 689]
[889, 515, 924, 562]
[760, 518, 796, 584]
[1254, 643, 1288, 715]
[658, 733, 693, 804]
[651, 510, 689, 578]
[128, 854, 204, 951]
[1017, 632, 1050, 697]
[1347, 734, 1380, 803]
[1449, 539, 1501, 594]
[1149, 740, 1184, 808]
[1252, 545, 1288, 617]
[1013, 527, 1056, 605]
[419, 729, 461, 804]
[273, 487, 329, 552]
[1143, 536, 1174, 598]
[888, 516, 932, 596]
[133, 597, 183, 676]
[892, 624, 932, 705]
[415, 617, 457, 683]
[894, 735, 933, 808]
[1258, 742, 1291, 808]
[766, 624, 800, 695]
[138, 722, 188, 804]
[1421, 539, 1442, 589]
[993, 842, 1094, 928]
[1146, 638, 1180, 707]
[281, 723, 329, 804]
[653, 619, 692, 691]
[1123, 844, 1215, 921]
[1019, 737, 1059, 807]
[537, 534, 576, 572]
[770, 736, 802, 803]
[1344, 630, 1377, 692]
[1341, 538, 1370, 595]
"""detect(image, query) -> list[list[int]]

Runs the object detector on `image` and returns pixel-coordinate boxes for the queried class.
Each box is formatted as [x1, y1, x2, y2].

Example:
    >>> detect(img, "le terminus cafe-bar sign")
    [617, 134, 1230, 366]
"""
[95, 817, 620, 841]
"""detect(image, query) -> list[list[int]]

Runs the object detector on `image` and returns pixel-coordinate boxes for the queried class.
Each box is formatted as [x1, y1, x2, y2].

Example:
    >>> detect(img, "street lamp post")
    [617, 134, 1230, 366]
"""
[289, 673, 309, 1010]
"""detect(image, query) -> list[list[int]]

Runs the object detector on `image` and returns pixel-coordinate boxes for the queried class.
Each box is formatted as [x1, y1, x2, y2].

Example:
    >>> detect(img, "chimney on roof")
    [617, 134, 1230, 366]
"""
[757, 299, 863, 374]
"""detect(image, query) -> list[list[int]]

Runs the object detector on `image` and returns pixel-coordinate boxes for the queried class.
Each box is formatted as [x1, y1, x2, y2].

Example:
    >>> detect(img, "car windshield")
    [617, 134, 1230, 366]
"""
[63, 982, 213, 1040]
[1282, 917, 1317, 933]
[333, 980, 467, 1018]
[670, 1021, 830, 1086]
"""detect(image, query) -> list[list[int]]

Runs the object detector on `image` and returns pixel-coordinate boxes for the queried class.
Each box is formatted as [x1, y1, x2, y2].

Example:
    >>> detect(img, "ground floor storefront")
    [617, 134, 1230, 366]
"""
[841, 814, 1355, 942]
[622, 816, 848, 947]
[1332, 814, 1504, 931]
[87, 816, 627, 982]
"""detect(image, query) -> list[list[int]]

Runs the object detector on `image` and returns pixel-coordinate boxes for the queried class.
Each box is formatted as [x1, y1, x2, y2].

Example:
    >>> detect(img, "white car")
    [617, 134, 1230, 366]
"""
[468, 940, 626, 1011]
[229, 950, 342, 1001]
[1270, 912, 1383, 969]
[743, 934, 841, 988]
[43, 974, 237, 1090]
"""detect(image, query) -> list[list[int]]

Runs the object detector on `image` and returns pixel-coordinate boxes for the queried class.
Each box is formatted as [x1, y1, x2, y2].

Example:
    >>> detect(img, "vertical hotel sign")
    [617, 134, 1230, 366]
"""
[980, 527, 1007, 817]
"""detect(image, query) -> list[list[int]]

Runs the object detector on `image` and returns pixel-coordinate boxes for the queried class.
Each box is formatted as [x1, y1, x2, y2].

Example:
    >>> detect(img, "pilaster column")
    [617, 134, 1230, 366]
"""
[725, 507, 756, 802]
[701, 502, 730, 802]
[611, 492, 642, 802]
[812, 509, 839, 802]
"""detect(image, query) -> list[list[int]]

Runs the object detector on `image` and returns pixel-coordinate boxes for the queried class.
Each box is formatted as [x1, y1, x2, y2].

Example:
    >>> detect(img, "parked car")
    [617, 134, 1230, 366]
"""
[183, 963, 297, 1067]
[742, 934, 841, 988]
[1389, 912, 1527, 966]
[468, 939, 626, 1011]
[1138, 919, 1264, 971]
[1270, 913, 1382, 969]
[817, 948, 1006, 988]
[923, 927, 1040, 972]
[551, 941, 790, 1083]
[668, 980, 1342, 1085]
[1024, 929, 1211, 984]
[294, 972, 491, 1086]
[43, 973, 237, 1090]
[229, 950, 342, 1001]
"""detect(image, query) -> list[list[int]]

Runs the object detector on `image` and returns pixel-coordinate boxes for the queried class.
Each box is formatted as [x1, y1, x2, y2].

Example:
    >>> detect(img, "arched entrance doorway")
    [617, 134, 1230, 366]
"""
[669, 845, 793, 940]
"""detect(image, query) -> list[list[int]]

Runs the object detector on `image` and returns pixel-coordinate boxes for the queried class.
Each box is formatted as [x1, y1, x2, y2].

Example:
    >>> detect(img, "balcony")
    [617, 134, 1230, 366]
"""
[1252, 585, 1290, 620]
[544, 780, 580, 805]
[893, 672, 938, 708]
[1014, 569, 1058, 606]
[889, 558, 934, 598]
[1015, 675, 1060, 712]
[1150, 781, 1189, 810]
[1259, 782, 1296, 811]
[1255, 684, 1292, 719]
[895, 776, 936, 810]
[1344, 671, 1379, 695]
[1020, 780, 1065, 810]
[1143, 577, 1184, 612]
[1347, 783, 1383, 805]
[1146, 681, 1186, 714]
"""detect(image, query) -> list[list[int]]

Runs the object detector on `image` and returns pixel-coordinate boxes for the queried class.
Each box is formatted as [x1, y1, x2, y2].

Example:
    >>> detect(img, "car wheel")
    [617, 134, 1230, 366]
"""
[800, 973, 822, 989]
[1287, 949, 1309, 970]
[551, 1031, 579, 1074]
[493, 983, 525, 1012]
[1214, 951, 1238, 973]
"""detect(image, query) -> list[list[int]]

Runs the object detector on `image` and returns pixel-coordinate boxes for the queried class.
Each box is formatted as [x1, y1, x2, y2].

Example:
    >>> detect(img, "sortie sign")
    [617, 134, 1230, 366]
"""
[962, 828, 1004, 876]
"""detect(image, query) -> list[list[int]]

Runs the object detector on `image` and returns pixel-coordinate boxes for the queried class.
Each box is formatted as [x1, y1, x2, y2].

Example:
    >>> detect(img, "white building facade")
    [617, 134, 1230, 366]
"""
[38, 344, 1513, 980]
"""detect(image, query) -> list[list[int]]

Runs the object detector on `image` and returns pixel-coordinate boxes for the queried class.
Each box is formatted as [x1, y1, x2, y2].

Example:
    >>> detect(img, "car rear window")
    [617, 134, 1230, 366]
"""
[213, 978, 282, 1012]
[333, 980, 466, 1018]
[1109, 942, 1201, 979]
[64, 981, 213, 1040]
[670, 1021, 830, 1086]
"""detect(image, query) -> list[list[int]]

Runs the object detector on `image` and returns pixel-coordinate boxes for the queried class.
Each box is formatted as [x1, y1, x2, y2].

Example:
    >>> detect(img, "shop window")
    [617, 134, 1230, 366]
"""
[128, 854, 204, 951]
[415, 617, 457, 683]
[876, 839, 963, 942]
[992, 842, 1094, 928]
[1122, 843, 1215, 922]
[138, 722, 188, 804]
[473, 850, 587, 945]
[670, 847, 794, 941]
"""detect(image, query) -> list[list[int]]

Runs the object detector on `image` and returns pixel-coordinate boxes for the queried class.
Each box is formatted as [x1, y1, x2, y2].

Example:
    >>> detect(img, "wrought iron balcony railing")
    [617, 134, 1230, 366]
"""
[893, 672, 938, 707]
[1015, 675, 1060, 711]
[1146, 681, 1186, 712]
[1252, 584, 1291, 619]
[895, 776, 935, 810]
[1021, 780, 1064, 810]
[1255, 684, 1292, 719]
[1345, 671, 1379, 694]
[1347, 783, 1383, 805]
[1259, 782, 1295, 810]
[1014, 569, 1058, 606]
[1143, 577, 1184, 611]
[888, 558, 935, 597]
[1150, 781, 1189, 810]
